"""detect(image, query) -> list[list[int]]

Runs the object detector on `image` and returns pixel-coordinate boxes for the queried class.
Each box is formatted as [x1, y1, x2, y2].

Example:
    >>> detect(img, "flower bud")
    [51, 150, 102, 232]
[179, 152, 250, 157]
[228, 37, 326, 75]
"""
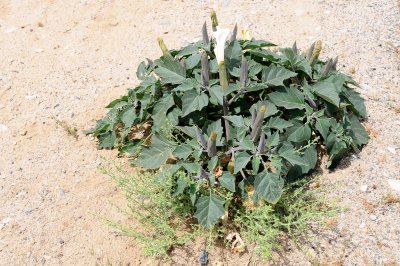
[257, 133, 265, 154]
[157, 37, 172, 58]
[310, 40, 322, 65]
[306, 42, 316, 61]
[240, 56, 248, 88]
[195, 126, 207, 149]
[207, 132, 217, 157]
[230, 23, 238, 42]
[332, 56, 339, 70]
[250, 105, 267, 141]
[292, 41, 298, 54]
[227, 160, 235, 174]
[202, 22, 209, 45]
[322, 58, 333, 76]
[306, 96, 318, 109]
[210, 10, 218, 31]
[201, 52, 210, 87]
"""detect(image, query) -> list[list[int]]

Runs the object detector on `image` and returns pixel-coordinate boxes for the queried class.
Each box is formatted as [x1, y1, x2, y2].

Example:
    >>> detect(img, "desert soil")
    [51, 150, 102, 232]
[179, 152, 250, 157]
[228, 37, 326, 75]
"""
[0, 0, 399, 265]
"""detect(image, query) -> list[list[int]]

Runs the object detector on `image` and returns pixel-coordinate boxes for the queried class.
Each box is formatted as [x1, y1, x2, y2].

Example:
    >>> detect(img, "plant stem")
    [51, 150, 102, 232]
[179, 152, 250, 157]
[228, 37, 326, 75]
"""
[218, 61, 231, 143]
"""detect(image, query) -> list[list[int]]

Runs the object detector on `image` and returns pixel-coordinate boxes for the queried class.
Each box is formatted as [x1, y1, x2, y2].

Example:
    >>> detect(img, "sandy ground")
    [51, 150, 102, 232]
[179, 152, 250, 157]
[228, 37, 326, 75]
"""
[0, 0, 399, 265]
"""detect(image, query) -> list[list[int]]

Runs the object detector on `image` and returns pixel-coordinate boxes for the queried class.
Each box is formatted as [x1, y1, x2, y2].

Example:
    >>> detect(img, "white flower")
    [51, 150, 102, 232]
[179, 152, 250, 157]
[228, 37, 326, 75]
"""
[212, 26, 230, 64]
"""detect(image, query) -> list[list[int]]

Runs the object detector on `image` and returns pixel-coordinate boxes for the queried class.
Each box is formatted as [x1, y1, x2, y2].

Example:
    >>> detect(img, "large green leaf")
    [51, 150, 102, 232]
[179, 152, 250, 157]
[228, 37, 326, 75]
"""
[349, 115, 368, 146]
[288, 124, 311, 142]
[194, 194, 225, 228]
[234, 152, 252, 174]
[223, 115, 246, 127]
[262, 65, 297, 87]
[280, 48, 312, 76]
[254, 172, 284, 204]
[267, 117, 293, 131]
[268, 87, 305, 109]
[313, 82, 340, 107]
[279, 147, 307, 166]
[155, 56, 186, 84]
[134, 135, 173, 169]
[219, 172, 236, 192]
[173, 144, 193, 160]
[345, 89, 367, 118]
[181, 90, 209, 117]
[315, 117, 331, 140]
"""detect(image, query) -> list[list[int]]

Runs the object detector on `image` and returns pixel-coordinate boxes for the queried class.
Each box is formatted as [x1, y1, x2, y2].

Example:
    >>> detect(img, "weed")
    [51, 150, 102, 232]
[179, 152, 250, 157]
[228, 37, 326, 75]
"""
[100, 160, 202, 259]
[54, 117, 78, 140]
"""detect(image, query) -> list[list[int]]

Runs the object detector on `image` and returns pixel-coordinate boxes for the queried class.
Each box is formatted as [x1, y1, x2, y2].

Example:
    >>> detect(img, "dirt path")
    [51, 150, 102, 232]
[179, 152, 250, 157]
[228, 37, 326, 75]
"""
[0, 0, 399, 265]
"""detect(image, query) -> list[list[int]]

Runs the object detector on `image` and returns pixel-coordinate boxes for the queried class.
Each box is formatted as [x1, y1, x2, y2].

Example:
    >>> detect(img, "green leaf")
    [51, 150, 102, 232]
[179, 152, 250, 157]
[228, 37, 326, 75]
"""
[98, 131, 116, 149]
[206, 120, 224, 142]
[225, 40, 242, 71]
[173, 144, 193, 160]
[254, 172, 284, 204]
[262, 65, 297, 87]
[288, 124, 311, 142]
[236, 139, 255, 150]
[349, 115, 368, 146]
[300, 146, 318, 174]
[223, 115, 245, 127]
[279, 147, 307, 166]
[173, 179, 188, 196]
[280, 48, 312, 76]
[268, 86, 305, 109]
[194, 194, 225, 228]
[267, 117, 293, 131]
[181, 90, 209, 117]
[182, 163, 200, 173]
[219, 172, 236, 192]
[134, 135, 172, 169]
[313, 82, 340, 107]
[315, 117, 331, 140]
[252, 156, 261, 174]
[234, 152, 252, 174]
[345, 89, 367, 118]
[119, 140, 142, 157]
[155, 56, 186, 84]
[184, 53, 201, 69]
[121, 107, 136, 128]
[173, 78, 198, 92]
[265, 131, 280, 147]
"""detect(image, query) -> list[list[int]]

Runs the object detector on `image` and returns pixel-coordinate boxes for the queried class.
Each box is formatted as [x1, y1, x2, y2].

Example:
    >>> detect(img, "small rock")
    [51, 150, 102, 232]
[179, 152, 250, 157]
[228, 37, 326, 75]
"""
[359, 222, 366, 228]
[360, 185, 368, 192]
[58, 238, 65, 245]
[369, 214, 377, 221]
[23, 208, 34, 214]
[387, 147, 396, 155]
[4, 26, 17, 33]
[360, 83, 371, 90]
[43, 255, 51, 260]
[34, 49, 44, 53]
[20, 130, 28, 136]
[388, 179, 400, 193]
[0, 124, 9, 133]
[25, 95, 36, 100]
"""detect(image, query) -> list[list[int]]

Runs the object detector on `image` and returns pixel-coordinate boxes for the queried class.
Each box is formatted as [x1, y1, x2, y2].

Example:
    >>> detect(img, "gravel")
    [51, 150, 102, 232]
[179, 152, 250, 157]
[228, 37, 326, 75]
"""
[0, 0, 399, 265]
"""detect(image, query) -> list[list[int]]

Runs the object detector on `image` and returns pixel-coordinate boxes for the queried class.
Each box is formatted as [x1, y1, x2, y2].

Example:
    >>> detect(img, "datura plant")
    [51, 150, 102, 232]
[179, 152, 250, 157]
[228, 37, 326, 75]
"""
[87, 12, 368, 228]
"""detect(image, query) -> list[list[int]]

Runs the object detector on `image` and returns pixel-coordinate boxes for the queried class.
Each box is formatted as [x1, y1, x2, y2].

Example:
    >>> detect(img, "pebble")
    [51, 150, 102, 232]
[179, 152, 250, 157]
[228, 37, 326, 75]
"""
[359, 222, 366, 228]
[4, 26, 17, 33]
[23, 208, 34, 214]
[387, 146, 396, 155]
[388, 179, 400, 193]
[25, 95, 36, 100]
[369, 215, 377, 221]
[0, 124, 9, 133]
[360, 185, 368, 192]
[360, 83, 371, 90]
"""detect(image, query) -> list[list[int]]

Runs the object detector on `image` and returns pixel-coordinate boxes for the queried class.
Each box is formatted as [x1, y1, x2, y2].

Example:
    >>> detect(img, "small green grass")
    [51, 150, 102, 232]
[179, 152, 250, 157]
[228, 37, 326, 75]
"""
[101, 160, 338, 262]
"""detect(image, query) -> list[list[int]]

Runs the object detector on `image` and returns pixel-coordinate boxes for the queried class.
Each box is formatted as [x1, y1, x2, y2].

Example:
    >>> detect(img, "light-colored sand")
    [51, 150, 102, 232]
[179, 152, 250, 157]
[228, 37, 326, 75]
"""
[0, 0, 399, 265]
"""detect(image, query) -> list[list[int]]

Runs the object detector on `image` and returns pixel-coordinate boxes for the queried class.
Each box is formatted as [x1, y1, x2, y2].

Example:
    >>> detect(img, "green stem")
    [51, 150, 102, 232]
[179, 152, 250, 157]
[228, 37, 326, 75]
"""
[218, 61, 231, 144]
